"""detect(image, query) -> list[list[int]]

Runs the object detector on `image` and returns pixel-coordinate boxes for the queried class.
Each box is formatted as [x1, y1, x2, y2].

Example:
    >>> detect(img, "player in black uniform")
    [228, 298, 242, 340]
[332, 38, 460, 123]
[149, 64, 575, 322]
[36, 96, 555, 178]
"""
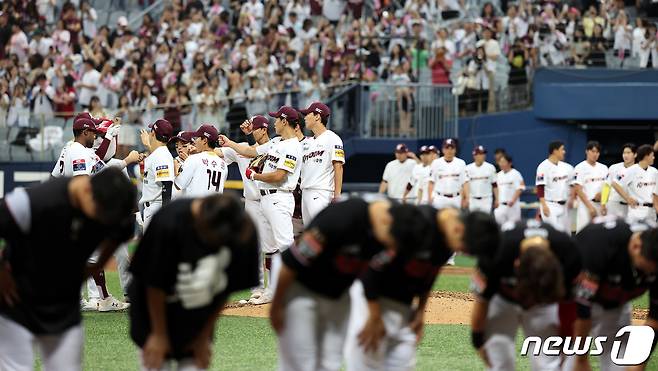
[345, 206, 467, 370]
[128, 193, 259, 370]
[269, 197, 430, 371]
[0, 168, 135, 371]
[569, 217, 658, 371]
[470, 219, 581, 371]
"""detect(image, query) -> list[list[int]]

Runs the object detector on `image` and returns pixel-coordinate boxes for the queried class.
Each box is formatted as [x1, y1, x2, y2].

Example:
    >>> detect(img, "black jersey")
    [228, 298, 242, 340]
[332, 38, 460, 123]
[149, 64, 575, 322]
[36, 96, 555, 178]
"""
[282, 198, 387, 299]
[360, 206, 452, 305]
[128, 199, 259, 359]
[574, 218, 658, 319]
[0, 177, 132, 334]
[472, 219, 581, 306]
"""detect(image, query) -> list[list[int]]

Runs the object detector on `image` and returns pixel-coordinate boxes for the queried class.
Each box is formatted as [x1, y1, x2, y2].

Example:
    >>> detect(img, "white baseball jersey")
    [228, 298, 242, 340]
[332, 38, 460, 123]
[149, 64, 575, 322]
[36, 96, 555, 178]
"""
[496, 168, 525, 203]
[535, 159, 574, 201]
[52, 141, 105, 177]
[382, 159, 417, 199]
[429, 157, 467, 195]
[465, 162, 497, 198]
[175, 151, 228, 197]
[621, 164, 658, 204]
[607, 162, 632, 203]
[222, 145, 260, 201]
[301, 130, 345, 191]
[411, 164, 431, 202]
[573, 161, 608, 200]
[140, 145, 175, 205]
[258, 137, 302, 191]
[255, 136, 283, 156]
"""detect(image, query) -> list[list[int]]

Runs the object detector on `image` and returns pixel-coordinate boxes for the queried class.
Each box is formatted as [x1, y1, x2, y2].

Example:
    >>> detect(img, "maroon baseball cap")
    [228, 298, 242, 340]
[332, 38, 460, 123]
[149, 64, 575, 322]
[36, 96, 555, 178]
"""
[269, 106, 299, 121]
[251, 115, 269, 130]
[194, 124, 219, 142]
[149, 119, 173, 139]
[72, 117, 99, 132]
[419, 145, 431, 154]
[472, 145, 487, 155]
[299, 102, 331, 117]
[428, 145, 439, 153]
[74, 112, 103, 126]
[395, 143, 409, 153]
[169, 131, 193, 143]
[443, 138, 457, 148]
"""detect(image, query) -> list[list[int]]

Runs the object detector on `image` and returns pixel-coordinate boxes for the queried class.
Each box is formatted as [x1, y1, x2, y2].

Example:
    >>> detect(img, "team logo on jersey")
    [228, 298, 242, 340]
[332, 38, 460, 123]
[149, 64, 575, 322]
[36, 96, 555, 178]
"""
[552, 175, 568, 182]
[334, 145, 344, 159]
[202, 159, 208, 166]
[72, 159, 86, 171]
[91, 161, 105, 174]
[537, 174, 544, 182]
[303, 150, 325, 163]
[284, 154, 297, 170]
[155, 165, 170, 178]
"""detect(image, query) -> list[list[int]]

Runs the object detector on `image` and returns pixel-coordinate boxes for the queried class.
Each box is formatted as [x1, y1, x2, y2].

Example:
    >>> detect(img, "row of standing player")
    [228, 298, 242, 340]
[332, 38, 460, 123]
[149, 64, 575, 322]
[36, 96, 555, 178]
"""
[380, 139, 658, 233]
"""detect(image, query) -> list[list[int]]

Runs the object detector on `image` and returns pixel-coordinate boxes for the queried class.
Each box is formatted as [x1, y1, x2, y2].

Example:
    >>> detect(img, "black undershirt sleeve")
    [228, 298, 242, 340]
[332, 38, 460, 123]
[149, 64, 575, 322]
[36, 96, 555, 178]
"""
[161, 181, 173, 204]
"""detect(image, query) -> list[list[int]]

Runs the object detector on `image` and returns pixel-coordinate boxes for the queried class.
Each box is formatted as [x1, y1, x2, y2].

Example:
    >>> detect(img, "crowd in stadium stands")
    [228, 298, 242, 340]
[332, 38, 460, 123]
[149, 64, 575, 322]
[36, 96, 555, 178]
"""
[0, 0, 657, 148]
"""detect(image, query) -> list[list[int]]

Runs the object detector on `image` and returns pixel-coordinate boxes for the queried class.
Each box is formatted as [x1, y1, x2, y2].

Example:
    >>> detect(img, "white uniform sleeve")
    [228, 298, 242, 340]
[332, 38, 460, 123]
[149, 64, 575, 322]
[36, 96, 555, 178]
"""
[459, 162, 467, 185]
[464, 165, 472, 182]
[516, 171, 526, 190]
[490, 165, 497, 184]
[69, 146, 94, 176]
[175, 155, 196, 190]
[152, 151, 175, 183]
[329, 136, 345, 164]
[382, 162, 392, 182]
[653, 171, 658, 196]
[568, 165, 576, 186]
[573, 164, 584, 186]
[622, 166, 635, 188]
[535, 163, 547, 186]
[256, 142, 271, 156]
[221, 147, 238, 165]
[276, 143, 299, 174]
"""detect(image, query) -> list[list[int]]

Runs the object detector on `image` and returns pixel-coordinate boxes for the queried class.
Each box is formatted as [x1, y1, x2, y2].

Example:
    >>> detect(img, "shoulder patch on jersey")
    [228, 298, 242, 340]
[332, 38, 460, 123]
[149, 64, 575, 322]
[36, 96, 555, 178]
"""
[72, 159, 86, 171]
[286, 154, 297, 161]
[91, 161, 105, 174]
[536, 173, 544, 182]
[156, 164, 170, 178]
[334, 144, 345, 159]
[283, 155, 297, 170]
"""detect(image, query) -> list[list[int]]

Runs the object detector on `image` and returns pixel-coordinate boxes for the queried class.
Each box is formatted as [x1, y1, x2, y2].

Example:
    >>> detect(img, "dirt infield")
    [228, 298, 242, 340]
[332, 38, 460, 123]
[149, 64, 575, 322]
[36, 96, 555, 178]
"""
[224, 290, 648, 326]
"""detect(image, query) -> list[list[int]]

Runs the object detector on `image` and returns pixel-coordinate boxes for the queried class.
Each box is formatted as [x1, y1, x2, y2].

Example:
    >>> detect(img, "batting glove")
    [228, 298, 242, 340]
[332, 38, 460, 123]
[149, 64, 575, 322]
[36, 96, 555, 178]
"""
[105, 124, 121, 140]
[245, 168, 256, 181]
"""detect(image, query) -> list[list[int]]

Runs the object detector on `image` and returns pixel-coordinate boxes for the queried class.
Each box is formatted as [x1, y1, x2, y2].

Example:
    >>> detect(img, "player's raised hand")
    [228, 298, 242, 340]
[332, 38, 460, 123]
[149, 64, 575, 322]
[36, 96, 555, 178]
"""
[240, 120, 253, 135]
[0, 261, 19, 307]
[140, 129, 151, 148]
[358, 314, 386, 353]
[218, 134, 233, 147]
[112, 116, 122, 126]
[125, 150, 142, 164]
[105, 123, 121, 140]
[142, 332, 170, 370]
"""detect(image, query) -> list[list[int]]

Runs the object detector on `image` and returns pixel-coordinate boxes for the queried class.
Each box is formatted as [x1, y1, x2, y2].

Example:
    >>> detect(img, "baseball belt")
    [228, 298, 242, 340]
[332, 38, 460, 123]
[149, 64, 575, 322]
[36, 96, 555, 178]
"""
[437, 192, 460, 198]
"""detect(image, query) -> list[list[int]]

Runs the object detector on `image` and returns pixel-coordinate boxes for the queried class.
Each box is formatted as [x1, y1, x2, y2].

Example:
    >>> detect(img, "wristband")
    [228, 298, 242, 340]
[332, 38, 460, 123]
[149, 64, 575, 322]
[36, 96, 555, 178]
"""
[472, 331, 485, 349]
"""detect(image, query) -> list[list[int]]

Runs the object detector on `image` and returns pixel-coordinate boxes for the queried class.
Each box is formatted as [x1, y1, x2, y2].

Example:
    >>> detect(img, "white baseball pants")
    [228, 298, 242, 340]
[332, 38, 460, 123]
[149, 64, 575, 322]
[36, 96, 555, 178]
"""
[494, 203, 521, 225]
[260, 192, 294, 254]
[278, 282, 351, 371]
[302, 189, 333, 226]
[245, 198, 273, 291]
[483, 295, 561, 371]
[627, 205, 657, 224]
[605, 201, 627, 219]
[562, 303, 631, 371]
[469, 196, 493, 214]
[0, 316, 83, 371]
[142, 201, 162, 231]
[576, 202, 602, 234]
[86, 243, 132, 300]
[345, 282, 417, 371]
[540, 202, 570, 233]
[432, 194, 461, 210]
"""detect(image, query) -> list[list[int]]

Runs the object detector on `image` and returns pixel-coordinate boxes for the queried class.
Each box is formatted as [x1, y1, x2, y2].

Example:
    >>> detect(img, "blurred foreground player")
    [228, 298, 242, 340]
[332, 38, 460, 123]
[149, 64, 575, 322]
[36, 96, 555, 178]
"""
[0, 169, 136, 371]
[471, 219, 581, 371]
[129, 194, 259, 371]
[270, 198, 429, 371]
[568, 218, 658, 371]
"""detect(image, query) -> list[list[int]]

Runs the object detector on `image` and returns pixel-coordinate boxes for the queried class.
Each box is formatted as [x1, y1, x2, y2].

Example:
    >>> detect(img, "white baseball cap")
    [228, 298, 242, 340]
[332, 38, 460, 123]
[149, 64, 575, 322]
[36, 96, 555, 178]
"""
[117, 16, 128, 27]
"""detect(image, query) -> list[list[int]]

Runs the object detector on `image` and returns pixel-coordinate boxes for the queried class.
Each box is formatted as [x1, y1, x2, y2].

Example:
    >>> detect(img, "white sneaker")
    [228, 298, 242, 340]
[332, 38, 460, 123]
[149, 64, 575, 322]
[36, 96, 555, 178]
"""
[248, 291, 272, 305]
[249, 288, 264, 301]
[82, 298, 99, 312]
[98, 296, 130, 312]
[446, 255, 456, 266]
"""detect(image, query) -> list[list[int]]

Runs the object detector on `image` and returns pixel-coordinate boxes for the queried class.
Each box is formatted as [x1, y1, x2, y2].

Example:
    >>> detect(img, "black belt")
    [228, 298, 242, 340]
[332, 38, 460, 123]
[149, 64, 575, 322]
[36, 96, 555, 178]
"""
[619, 201, 628, 205]
[438, 192, 460, 198]
[472, 196, 491, 200]
[145, 202, 149, 207]
[590, 199, 600, 203]
[642, 203, 654, 207]
[260, 189, 291, 196]
[547, 200, 566, 205]
[502, 202, 510, 206]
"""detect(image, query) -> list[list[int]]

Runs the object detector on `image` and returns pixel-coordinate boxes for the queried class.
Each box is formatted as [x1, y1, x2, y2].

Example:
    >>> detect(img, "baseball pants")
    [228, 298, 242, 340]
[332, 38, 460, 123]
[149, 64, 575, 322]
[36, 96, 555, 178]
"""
[562, 303, 631, 371]
[576, 202, 602, 234]
[260, 191, 295, 254]
[494, 204, 521, 225]
[278, 282, 351, 371]
[301, 189, 333, 226]
[142, 201, 163, 231]
[0, 315, 83, 371]
[483, 295, 561, 371]
[345, 282, 416, 371]
[86, 244, 132, 300]
[245, 198, 274, 290]
[469, 196, 493, 214]
[605, 201, 627, 219]
[540, 202, 570, 233]
[431, 194, 461, 210]
[627, 205, 657, 224]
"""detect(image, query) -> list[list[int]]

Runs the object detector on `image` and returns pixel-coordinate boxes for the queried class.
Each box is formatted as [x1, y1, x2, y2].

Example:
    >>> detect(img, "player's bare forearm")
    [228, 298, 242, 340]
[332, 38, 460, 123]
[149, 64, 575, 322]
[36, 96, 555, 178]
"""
[378, 180, 387, 194]
[428, 181, 435, 202]
[254, 169, 286, 184]
[471, 298, 489, 334]
[462, 182, 470, 200]
[493, 186, 499, 204]
[511, 189, 523, 204]
[225, 139, 257, 158]
[146, 287, 168, 336]
[612, 182, 634, 204]
[575, 185, 594, 210]
[653, 194, 658, 214]
[333, 162, 343, 197]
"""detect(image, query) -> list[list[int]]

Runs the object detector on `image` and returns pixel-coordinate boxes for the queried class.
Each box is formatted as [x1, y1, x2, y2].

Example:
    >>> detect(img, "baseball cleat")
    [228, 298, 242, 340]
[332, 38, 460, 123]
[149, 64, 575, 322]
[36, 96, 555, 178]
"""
[98, 296, 130, 312]
[249, 288, 264, 300]
[248, 291, 272, 305]
[82, 298, 99, 312]
[446, 255, 456, 266]
[237, 299, 248, 307]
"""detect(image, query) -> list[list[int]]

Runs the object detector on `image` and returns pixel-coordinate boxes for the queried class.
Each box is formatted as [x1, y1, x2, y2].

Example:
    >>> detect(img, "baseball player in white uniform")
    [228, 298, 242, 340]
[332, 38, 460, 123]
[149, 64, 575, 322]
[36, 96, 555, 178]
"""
[379, 144, 417, 201]
[610, 144, 658, 224]
[403, 146, 432, 204]
[535, 141, 575, 233]
[494, 153, 525, 225]
[573, 141, 609, 233]
[174, 124, 228, 197]
[139, 119, 175, 230]
[170, 131, 195, 199]
[601, 143, 637, 218]
[465, 145, 498, 213]
[428, 138, 467, 210]
[219, 116, 276, 304]
[299, 102, 345, 225]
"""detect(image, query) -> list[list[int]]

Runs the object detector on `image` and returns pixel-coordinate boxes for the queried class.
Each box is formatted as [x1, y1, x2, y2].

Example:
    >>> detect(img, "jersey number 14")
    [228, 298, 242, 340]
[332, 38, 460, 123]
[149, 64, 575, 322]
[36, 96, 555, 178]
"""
[206, 169, 222, 192]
